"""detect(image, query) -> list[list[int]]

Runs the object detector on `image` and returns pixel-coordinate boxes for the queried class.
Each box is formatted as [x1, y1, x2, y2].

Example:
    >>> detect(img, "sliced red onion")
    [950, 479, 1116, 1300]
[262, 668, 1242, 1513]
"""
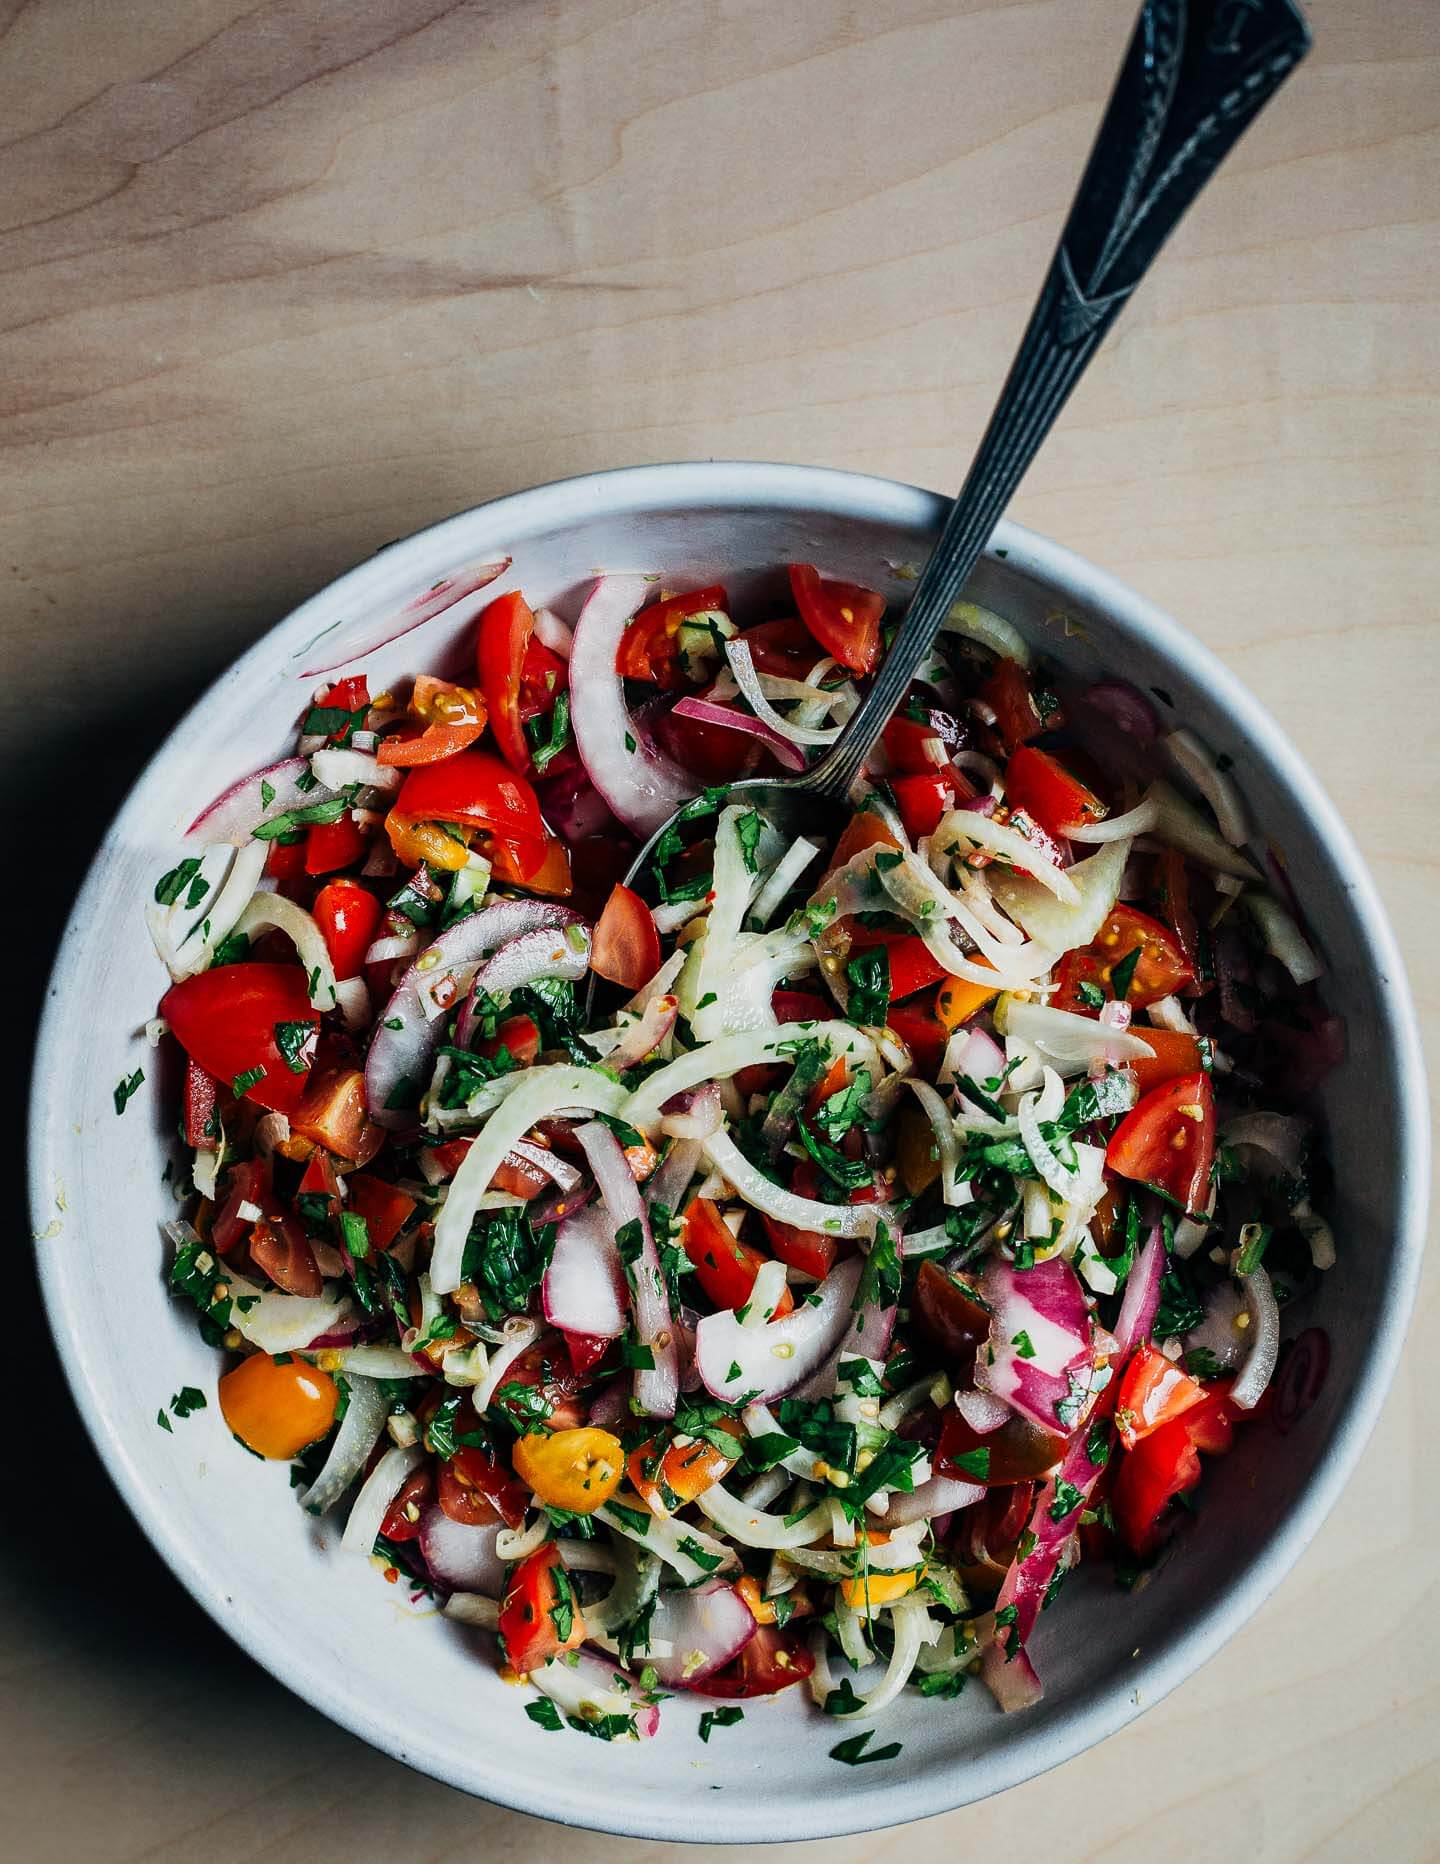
[366, 900, 578, 1125]
[569, 575, 700, 835]
[542, 1202, 629, 1339]
[955, 1389, 1011, 1435]
[981, 1638, 1043, 1712]
[418, 1508, 506, 1596]
[659, 1081, 722, 1141]
[531, 1651, 660, 1740]
[636, 1581, 757, 1686]
[299, 559, 511, 676]
[1085, 680, 1160, 743]
[1113, 1224, 1165, 1358]
[454, 923, 591, 1048]
[669, 696, 807, 773]
[187, 756, 335, 844]
[943, 1025, 1007, 1099]
[974, 1257, 1093, 1436]
[532, 605, 573, 659]
[532, 1173, 595, 1230]
[608, 994, 679, 1072]
[880, 1474, 985, 1528]
[577, 1120, 678, 1417]
[1273, 1327, 1330, 1434]
[695, 1256, 864, 1403]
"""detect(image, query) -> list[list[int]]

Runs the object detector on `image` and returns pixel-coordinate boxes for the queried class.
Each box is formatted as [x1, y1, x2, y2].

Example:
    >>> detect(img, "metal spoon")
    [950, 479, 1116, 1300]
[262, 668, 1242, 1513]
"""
[617, 0, 1310, 900]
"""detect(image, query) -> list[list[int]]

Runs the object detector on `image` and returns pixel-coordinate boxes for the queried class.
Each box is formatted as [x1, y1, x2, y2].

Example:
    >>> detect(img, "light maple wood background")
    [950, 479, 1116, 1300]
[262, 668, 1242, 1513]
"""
[5, 2, 1437, 1859]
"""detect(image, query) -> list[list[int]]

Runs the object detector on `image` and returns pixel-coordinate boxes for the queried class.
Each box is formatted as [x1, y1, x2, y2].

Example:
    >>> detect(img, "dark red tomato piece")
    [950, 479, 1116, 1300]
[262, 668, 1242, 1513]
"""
[395, 749, 545, 848]
[477, 589, 536, 773]
[498, 1338, 589, 1433]
[380, 1466, 434, 1543]
[437, 1457, 500, 1528]
[312, 878, 384, 980]
[886, 993, 948, 1074]
[517, 637, 569, 722]
[591, 883, 662, 991]
[772, 989, 833, 1024]
[759, 1214, 837, 1281]
[304, 812, 370, 876]
[1181, 1385, 1244, 1455]
[345, 1174, 416, 1254]
[983, 658, 1054, 750]
[696, 1622, 811, 1698]
[1107, 1071, 1215, 1216]
[249, 1211, 323, 1297]
[1004, 745, 1106, 838]
[212, 1159, 266, 1255]
[733, 616, 827, 678]
[162, 963, 319, 1116]
[891, 770, 971, 841]
[936, 1406, 1068, 1486]
[652, 689, 774, 785]
[910, 1261, 989, 1369]
[1052, 905, 1195, 1014]
[789, 564, 885, 675]
[298, 1148, 341, 1203]
[1115, 1344, 1209, 1449]
[498, 1544, 586, 1676]
[1112, 1414, 1203, 1555]
[618, 584, 728, 687]
[563, 1332, 613, 1378]
[183, 1059, 219, 1151]
[845, 926, 948, 1002]
[447, 1444, 530, 1529]
[264, 837, 308, 885]
[681, 1197, 794, 1317]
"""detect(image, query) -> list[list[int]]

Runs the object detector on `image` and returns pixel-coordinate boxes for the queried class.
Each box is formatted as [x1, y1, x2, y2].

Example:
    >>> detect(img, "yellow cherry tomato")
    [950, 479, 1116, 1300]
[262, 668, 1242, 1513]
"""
[383, 810, 472, 871]
[838, 1533, 925, 1611]
[512, 1427, 625, 1514]
[218, 1353, 339, 1459]
[935, 971, 1001, 1031]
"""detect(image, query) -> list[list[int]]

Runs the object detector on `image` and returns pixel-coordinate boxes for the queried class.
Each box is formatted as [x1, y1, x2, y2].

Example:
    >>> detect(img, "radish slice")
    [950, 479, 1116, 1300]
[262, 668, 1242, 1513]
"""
[298, 559, 511, 676]
[576, 1121, 679, 1418]
[187, 756, 336, 844]
[638, 1582, 757, 1686]
[531, 1651, 660, 1740]
[418, 1506, 506, 1596]
[542, 1202, 628, 1339]
[453, 923, 591, 1048]
[365, 900, 578, 1127]
[974, 1256, 1093, 1436]
[695, 1256, 863, 1403]
[569, 575, 700, 835]
[669, 696, 807, 773]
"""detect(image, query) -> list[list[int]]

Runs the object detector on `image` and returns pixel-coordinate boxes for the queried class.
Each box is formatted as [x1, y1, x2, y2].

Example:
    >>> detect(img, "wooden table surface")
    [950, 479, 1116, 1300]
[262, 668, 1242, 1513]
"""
[5, 2, 1437, 1858]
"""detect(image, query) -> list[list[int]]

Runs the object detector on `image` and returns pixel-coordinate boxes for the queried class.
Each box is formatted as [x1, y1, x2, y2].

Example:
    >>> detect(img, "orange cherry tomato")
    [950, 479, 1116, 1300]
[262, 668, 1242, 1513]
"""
[1129, 1025, 1206, 1096]
[626, 1437, 737, 1515]
[290, 1063, 384, 1165]
[935, 970, 1002, 1030]
[376, 675, 487, 766]
[491, 831, 573, 899]
[512, 1427, 625, 1513]
[218, 1353, 338, 1459]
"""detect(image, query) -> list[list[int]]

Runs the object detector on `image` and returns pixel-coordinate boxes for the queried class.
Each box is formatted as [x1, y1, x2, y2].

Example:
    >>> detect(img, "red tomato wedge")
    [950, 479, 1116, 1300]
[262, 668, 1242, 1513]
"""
[698, 1622, 811, 1698]
[394, 750, 544, 850]
[983, 659, 1054, 750]
[845, 925, 949, 1001]
[491, 831, 573, 899]
[380, 1466, 434, 1542]
[1114, 1344, 1209, 1449]
[498, 1545, 587, 1675]
[1107, 1071, 1215, 1216]
[304, 812, 369, 876]
[1003, 745, 1106, 837]
[591, 883, 661, 990]
[891, 771, 969, 841]
[681, 1197, 794, 1317]
[1052, 905, 1194, 1013]
[1129, 1025, 1206, 1096]
[788, 563, 885, 675]
[1112, 1415, 1203, 1555]
[759, 1214, 837, 1282]
[477, 590, 536, 774]
[344, 1174, 416, 1254]
[772, 989, 833, 1024]
[618, 584, 727, 687]
[517, 638, 568, 722]
[312, 879, 384, 981]
[886, 994, 949, 1075]
[376, 676, 487, 766]
[161, 964, 319, 1116]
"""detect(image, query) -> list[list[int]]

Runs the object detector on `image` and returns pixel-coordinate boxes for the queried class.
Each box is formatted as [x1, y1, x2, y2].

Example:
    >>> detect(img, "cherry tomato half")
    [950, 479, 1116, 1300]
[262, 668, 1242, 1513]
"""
[219, 1353, 338, 1459]
[618, 584, 728, 687]
[1115, 1343, 1209, 1449]
[1052, 905, 1194, 1013]
[697, 1622, 810, 1699]
[1106, 1071, 1215, 1216]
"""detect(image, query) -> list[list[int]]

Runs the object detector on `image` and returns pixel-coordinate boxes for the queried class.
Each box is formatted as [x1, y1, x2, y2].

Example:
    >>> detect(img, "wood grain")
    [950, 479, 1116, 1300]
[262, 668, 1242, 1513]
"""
[4, 2, 1437, 1858]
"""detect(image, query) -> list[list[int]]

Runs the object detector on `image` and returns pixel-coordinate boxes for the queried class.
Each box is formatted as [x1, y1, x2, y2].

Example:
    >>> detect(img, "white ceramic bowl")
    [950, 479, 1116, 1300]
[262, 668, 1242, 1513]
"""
[29, 464, 1428, 1842]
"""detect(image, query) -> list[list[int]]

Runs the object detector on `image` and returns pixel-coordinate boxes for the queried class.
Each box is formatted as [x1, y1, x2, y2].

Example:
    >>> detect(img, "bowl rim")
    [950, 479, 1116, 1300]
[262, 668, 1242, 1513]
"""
[28, 461, 1430, 1842]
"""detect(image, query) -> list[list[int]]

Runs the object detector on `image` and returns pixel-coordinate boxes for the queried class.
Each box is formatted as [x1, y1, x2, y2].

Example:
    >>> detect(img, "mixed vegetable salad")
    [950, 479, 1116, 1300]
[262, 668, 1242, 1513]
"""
[140, 559, 1341, 1748]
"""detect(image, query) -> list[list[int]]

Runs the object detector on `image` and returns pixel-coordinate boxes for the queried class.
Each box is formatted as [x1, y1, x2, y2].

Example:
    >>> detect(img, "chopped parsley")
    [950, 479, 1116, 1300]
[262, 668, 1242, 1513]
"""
[829, 1730, 902, 1766]
[231, 1065, 266, 1099]
[113, 1068, 145, 1115]
[524, 1698, 564, 1732]
[698, 1704, 744, 1742]
[844, 947, 890, 1027]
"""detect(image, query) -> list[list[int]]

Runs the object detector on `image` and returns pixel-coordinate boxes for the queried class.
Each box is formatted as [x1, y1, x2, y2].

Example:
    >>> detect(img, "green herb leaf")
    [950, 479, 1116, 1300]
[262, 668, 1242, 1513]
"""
[829, 1730, 902, 1767]
[273, 1019, 316, 1076]
[231, 1065, 266, 1099]
[113, 1068, 145, 1115]
[524, 1697, 564, 1731]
